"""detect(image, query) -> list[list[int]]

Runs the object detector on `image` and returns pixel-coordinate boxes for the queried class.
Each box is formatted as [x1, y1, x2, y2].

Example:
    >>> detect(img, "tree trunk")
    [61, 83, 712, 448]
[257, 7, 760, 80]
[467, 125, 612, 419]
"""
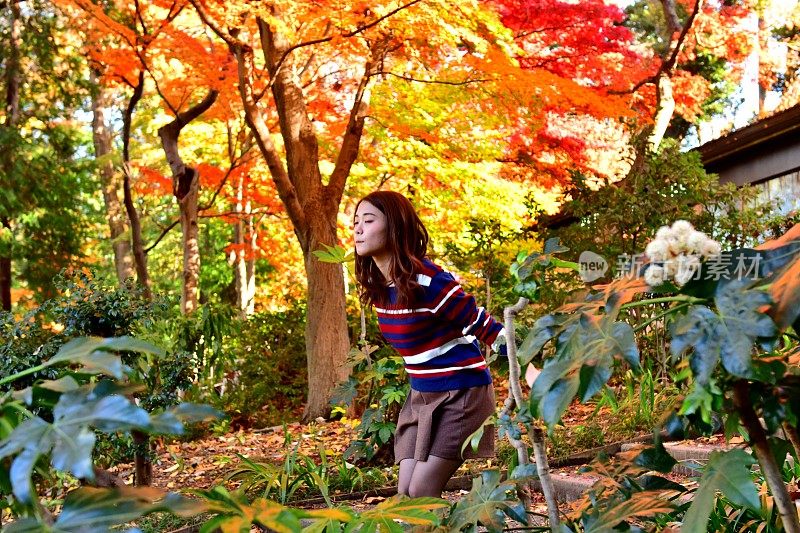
[502, 298, 533, 511]
[122, 72, 152, 301]
[1, 0, 21, 311]
[303, 201, 351, 419]
[757, 14, 768, 116]
[302, 248, 350, 419]
[259, 14, 369, 419]
[119, 71, 153, 485]
[246, 210, 256, 315]
[648, 75, 674, 152]
[232, 174, 252, 316]
[177, 168, 200, 314]
[645, 0, 700, 152]
[157, 89, 218, 315]
[131, 430, 152, 486]
[733, 380, 800, 533]
[4, 0, 21, 128]
[0, 218, 11, 311]
[484, 271, 491, 360]
[91, 72, 134, 284]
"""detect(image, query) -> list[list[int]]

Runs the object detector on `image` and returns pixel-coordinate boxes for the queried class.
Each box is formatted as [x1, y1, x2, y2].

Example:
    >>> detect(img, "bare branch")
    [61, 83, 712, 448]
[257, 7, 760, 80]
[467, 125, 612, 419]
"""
[611, 0, 702, 96]
[372, 71, 489, 86]
[144, 219, 180, 254]
[189, 0, 246, 50]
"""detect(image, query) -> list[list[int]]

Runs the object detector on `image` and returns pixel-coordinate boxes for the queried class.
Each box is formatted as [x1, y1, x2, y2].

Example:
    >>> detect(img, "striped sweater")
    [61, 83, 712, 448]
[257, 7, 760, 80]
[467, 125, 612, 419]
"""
[375, 258, 505, 392]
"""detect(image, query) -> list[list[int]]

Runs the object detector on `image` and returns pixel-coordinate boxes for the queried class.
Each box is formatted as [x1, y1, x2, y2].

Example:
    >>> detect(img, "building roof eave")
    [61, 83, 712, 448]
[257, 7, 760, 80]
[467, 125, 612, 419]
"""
[698, 104, 800, 165]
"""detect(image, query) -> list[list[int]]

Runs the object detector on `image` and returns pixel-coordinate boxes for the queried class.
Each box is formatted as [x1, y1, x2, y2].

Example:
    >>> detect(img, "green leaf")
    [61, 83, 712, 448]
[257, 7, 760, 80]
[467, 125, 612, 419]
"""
[350, 495, 447, 532]
[0, 417, 50, 460]
[1, 517, 44, 532]
[682, 450, 759, 531]
[541, 376, 580, 428]
[54, 391, 150, 433]
[634, 475, 686, 493]
[670, 306, 721, 385]
[0, 387, 204, 502]
[38, 376, 81, 393]
[152, 403, 224, 431]
[550, 257, 581, 271]
[53, 487, 206, 531]
[330, 376, 359, 407]
[509, 464, 538, 480]
[679, 382, 720, 425]
[517, 314, 573, 365]
[577, 363, 612, 403]
[672, 284, 778, 384]
[529, 356, 574, 419]
[312, 244, 354, 264]
[544, 237, 569, 255]
[513, 280, 538, 299]
[610, 322, 640, 371]
[48, 337, 165, 378]
[583, 491, 674, 533]
[633, 444, 677, 474]
[462, 415, 494, 456]
[10, 448, 40, 503]
[714, 283, 777, 378]
[51, 427, 96, 480]
[445, 470, 526, 532]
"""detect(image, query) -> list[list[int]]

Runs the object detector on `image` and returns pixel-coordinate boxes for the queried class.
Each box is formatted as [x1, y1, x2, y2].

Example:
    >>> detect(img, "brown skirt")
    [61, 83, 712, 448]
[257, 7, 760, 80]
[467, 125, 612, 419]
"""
[394, 384, 496, 464]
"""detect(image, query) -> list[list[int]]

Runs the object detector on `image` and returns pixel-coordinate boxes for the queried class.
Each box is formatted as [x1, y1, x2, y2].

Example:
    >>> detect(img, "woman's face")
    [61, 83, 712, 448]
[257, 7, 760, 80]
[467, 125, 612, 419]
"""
[354, 201, 388, 259]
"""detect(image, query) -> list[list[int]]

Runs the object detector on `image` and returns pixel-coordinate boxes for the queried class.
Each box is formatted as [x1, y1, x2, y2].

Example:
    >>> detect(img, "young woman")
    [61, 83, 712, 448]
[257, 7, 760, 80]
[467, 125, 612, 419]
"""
[353, 190, 506, 498]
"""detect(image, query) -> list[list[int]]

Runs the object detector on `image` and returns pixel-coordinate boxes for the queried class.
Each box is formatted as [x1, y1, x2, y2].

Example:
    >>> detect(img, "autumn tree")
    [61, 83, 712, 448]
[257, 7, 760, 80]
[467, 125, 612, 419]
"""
[57, 0, 255, 315]
[185, 0, 550, 418]
[623, 0, 755, 146]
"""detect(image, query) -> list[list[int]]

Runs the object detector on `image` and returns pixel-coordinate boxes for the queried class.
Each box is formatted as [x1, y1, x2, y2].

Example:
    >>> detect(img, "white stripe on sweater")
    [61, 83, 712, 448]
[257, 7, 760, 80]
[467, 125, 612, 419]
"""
[402, 335, 477, 364]
[462, 307, 485, 335]
[375, 285, 460, 315]
[405, 360, 486, 375]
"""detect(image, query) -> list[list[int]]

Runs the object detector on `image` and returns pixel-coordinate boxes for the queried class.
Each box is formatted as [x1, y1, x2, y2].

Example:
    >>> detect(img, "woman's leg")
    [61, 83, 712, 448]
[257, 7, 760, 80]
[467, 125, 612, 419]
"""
[398, 458, 417, 496]
[406, 455, 463, 498]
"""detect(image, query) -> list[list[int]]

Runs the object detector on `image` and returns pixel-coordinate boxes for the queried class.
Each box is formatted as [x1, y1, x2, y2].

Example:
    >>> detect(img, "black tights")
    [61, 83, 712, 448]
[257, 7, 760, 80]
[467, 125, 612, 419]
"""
[397, 456, 463, 498]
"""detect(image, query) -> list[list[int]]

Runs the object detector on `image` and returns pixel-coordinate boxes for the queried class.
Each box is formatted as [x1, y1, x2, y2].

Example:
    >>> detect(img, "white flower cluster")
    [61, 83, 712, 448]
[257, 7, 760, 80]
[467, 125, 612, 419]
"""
[643, 220, 722, 287]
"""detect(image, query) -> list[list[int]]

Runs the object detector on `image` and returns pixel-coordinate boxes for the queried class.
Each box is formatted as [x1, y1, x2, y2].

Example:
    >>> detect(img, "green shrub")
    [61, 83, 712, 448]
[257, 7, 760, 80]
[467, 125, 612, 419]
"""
[0, 337, 220, 529]
[331, 337, 408, 465]
[0, 270, 193, 412]
[181, 305, 309, 428]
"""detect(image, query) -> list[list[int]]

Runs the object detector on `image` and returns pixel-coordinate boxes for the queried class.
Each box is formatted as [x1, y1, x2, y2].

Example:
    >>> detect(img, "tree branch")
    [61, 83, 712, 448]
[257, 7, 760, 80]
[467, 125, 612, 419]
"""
[143, 219, 180, 254]
[188, 0, 246, 50]
[144, 208, 280, 254]
[733, 380, 800, 533]
[232, 36, 307, 234]
[609, 0, 702, 96]
[372, 71, 489, 85]
[267, 0, 423, 79]
[327, 55, 374, 203]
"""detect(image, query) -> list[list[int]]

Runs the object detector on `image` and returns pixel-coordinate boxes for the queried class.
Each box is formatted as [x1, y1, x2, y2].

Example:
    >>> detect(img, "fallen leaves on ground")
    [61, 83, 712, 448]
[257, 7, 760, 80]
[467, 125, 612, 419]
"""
[110, 418, 365, 492]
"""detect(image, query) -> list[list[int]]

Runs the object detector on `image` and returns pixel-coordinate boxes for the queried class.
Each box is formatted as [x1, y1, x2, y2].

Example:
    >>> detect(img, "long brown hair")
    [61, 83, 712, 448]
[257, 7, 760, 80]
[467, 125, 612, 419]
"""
[354, 191, 429, 307]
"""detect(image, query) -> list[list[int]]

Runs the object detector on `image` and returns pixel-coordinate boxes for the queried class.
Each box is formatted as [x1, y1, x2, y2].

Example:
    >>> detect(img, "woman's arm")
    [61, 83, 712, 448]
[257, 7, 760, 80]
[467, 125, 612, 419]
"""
[426, 269, 505, 348]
